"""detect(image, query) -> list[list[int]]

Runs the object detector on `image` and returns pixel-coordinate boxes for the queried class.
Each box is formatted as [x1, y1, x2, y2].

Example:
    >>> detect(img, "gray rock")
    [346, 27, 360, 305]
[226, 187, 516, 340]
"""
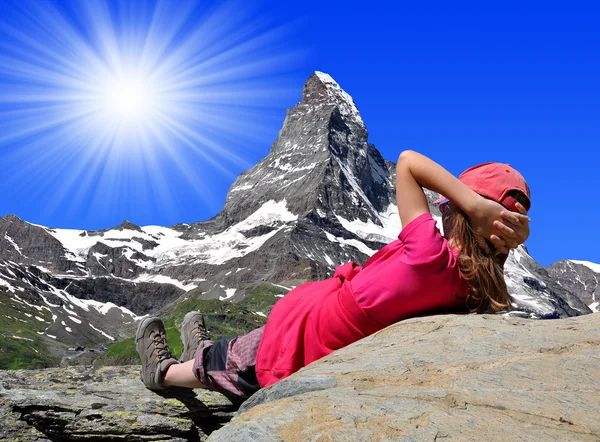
[548, 260, 599, 312]
[209, 313, 600, 442]
[0, 365, 239, 441]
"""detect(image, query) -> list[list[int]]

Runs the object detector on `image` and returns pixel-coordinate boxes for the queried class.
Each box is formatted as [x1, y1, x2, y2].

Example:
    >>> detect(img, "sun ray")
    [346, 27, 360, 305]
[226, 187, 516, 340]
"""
[0, 0, 304, 227]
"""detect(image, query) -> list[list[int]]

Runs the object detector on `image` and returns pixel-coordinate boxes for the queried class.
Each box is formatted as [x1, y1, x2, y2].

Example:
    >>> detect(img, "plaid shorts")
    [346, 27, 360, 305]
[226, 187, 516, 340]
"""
[192, 326, 264, 398]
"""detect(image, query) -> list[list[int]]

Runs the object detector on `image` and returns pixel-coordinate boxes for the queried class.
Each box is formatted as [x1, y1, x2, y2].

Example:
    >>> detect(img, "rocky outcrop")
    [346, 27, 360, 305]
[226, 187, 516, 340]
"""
[3, 314, 598, 441]
[209, 313, 600, 441]
[0, 365, 239, 441]
[548, 260, 600, 312]
[504, 247, 592, 318]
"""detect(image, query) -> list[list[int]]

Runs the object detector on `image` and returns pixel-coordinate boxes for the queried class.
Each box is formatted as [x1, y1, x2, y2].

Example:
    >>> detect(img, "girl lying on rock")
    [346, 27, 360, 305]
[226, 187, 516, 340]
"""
[136, 150, 531, 398]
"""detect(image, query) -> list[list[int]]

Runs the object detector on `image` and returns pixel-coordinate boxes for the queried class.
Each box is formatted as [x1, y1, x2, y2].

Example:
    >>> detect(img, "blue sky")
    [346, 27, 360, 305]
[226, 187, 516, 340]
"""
[0, 0, 598, 267]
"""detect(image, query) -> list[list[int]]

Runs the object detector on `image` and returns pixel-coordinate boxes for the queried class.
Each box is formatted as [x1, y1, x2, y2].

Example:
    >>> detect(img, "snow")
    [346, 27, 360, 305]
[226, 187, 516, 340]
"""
[324, 254, 334, 266]
[588, 301, 599, 313]
[513, 247, 528, 264]
[69, 316, 82, 324]
[63, 304, 78, 316]
[122, 248, 135, 260]
[323, 231, 378, 257]
[271, 282, 293, 291]
[271, 159, 318, 173]
[0, 277, 16, 293]
[41, 281, 142, 320]
[38, 200, 299, 278]
[13, 294, 43, 310]
[570, 260, 600, 274]
[47, 225, 163, 262]
[220, 288, 237, 301]
[39, 293, 60, 308]
[314, 71, 363, 123]
[4, 233, 22, 255]
[92, 252, 107, 262]
[229, 183, 254, 192]
[35, 265, 54, 276]
[336, 204, 401, 244]
[134, 274, 197, 292]
[89, 323, 115, 341]
[255, 311, 267, 318]
[152, 199, 298, 266]
[11, 335, 33, 341]
[504, 247, 556, 317]
[35, 316, 45, 322]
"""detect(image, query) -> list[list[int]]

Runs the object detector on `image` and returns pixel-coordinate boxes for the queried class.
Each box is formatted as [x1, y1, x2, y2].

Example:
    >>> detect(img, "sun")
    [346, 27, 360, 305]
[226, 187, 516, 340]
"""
[97, 71, 158, 125]
[0, 0, 301, 223]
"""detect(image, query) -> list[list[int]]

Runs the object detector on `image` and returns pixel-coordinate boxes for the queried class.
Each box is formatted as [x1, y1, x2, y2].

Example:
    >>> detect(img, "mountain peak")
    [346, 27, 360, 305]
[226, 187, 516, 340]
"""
[302, 72, 363, 125]
[3, 214, 23, 223]
[117, 220, 142, 232]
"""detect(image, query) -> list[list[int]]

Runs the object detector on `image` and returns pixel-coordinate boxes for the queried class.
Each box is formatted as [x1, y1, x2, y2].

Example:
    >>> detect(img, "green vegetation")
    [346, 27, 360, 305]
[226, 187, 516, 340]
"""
[0, 288, 59, 369]
[94, 283, 286, 366]
[92, 337, 140, 366]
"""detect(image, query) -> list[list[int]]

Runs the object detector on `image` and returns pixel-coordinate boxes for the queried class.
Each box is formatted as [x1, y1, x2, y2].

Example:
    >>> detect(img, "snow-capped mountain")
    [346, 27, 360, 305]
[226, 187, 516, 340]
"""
[0, 72, 595, 367]
[547, 260, 600, 313]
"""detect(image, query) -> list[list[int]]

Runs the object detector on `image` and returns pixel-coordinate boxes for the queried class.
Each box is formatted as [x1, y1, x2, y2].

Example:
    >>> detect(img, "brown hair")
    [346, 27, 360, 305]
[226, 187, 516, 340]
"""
[444, 190, 530, 313]
[445, 204, 509, 313]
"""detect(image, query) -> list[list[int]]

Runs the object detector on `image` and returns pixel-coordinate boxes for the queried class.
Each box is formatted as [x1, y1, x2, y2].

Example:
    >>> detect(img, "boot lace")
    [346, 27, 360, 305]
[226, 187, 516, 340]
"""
[152, 332, 173, 363]
[195, 322, 211, 342]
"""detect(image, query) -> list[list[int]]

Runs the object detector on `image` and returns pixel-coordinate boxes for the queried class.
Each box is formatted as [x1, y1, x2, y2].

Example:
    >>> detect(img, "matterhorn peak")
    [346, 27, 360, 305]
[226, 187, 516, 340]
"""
[302, 71, 363, 126]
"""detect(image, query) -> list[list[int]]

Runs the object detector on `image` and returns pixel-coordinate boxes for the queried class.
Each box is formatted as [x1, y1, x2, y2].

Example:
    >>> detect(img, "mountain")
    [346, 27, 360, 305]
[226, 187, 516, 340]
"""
[0, 72, 595, 368]
[547, 260, 600, 313]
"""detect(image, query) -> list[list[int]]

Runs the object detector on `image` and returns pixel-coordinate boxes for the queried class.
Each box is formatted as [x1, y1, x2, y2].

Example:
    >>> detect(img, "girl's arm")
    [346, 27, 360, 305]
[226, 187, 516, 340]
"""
[395, 150, 529, 253]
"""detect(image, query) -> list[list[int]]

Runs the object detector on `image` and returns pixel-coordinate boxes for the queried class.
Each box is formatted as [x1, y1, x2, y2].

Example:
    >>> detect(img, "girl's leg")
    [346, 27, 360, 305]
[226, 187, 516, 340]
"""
[163, 360, 210, 389]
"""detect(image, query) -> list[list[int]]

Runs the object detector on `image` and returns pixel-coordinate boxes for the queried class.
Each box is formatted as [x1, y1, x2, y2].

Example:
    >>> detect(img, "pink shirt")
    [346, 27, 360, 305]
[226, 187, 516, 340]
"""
[256, 212, 468, 388]
[352, 212, 468, 325]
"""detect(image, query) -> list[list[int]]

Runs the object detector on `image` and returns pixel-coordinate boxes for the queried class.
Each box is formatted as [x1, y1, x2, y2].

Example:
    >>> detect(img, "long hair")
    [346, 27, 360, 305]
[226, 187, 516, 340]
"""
[444, 205, 509, 313]
[443, 191, 530, 314]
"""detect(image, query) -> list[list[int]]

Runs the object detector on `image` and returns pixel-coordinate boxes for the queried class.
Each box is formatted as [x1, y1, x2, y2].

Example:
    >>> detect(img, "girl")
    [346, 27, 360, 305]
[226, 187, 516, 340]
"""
[136, 151, 531, 398]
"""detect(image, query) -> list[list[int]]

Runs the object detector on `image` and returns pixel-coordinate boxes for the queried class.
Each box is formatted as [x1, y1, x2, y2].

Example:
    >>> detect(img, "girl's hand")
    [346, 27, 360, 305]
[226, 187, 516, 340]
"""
[469, 199, 530, 255]
[489, 202, 530, 253]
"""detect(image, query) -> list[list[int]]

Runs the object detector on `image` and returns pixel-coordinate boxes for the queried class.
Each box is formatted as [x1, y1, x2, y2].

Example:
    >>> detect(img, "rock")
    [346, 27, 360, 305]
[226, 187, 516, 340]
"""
[0, 365, 239, 441]
[208, 313, 600, 441]
[548, 260, 600, 312]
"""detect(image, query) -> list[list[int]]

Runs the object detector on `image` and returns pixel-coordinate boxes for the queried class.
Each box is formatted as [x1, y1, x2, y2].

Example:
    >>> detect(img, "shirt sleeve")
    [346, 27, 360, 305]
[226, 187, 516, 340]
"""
[398, 213, 449, 268]
[352, 212, 461, 325]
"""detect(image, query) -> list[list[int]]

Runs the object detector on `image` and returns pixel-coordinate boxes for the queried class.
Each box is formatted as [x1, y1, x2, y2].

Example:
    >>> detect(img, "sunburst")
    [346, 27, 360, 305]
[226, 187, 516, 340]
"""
[0, 0, 303, 225]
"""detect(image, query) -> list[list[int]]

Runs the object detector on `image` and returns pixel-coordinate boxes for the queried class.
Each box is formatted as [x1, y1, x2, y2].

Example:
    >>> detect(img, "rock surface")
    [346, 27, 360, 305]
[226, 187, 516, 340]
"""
[209, 313, 600, 442]
[2, 314, 598, 441]
[0, 365, 239, 441]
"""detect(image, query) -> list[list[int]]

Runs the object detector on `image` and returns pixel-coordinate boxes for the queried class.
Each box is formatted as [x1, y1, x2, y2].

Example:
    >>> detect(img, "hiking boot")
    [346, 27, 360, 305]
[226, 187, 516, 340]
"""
[136, 316, 179, 390]
[179, 311, 213, 362]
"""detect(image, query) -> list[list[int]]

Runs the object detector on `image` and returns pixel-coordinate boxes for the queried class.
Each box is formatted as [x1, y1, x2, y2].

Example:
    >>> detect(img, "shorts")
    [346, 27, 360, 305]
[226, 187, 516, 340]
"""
[192, 326, 264, 398]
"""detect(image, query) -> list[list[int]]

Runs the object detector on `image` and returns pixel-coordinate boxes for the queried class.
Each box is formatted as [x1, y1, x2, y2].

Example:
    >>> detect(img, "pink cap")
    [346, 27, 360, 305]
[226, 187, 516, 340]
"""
[434, 162, 531, 212]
